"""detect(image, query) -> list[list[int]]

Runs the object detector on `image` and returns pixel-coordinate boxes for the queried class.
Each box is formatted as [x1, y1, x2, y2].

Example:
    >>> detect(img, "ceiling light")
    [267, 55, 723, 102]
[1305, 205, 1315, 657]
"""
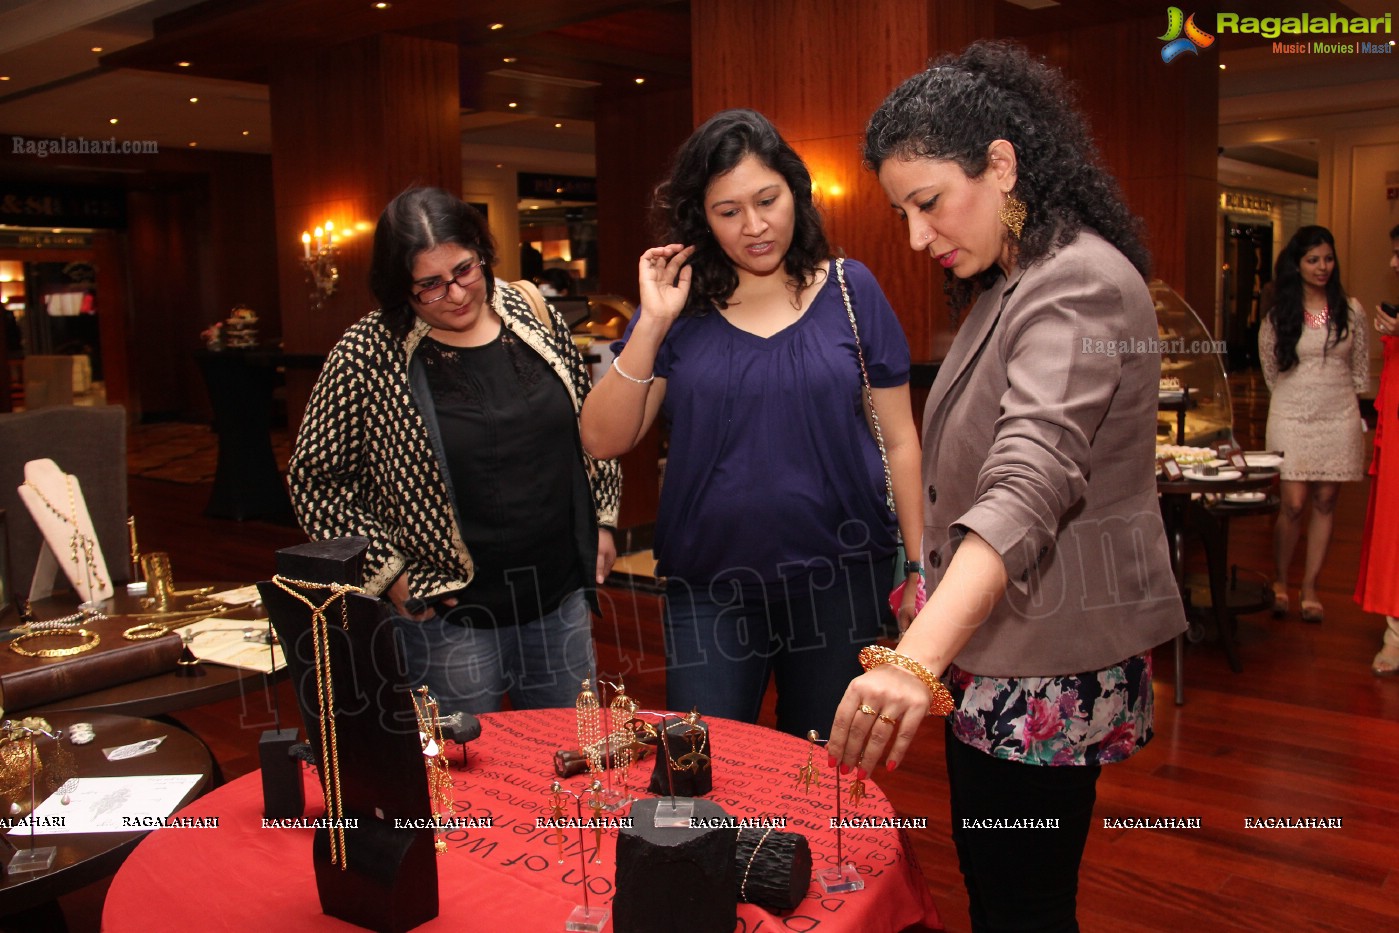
[489, 23, 504, 30]
[508, 101, 517, 108]
[634, 77, 645, 85]
[496, 163, 503, 168]
[109, 118, 118, 124]
[188, 141, 198, 147]
[91, 47, 103, 53]
[374, 2, 391, 8]
[189, 97, 199, 103]
[0, 76, 9, 81]
[242, 130, 250, 136]
[554, 123, 562, 128]
[177, 61, 191, 67]
[1219, 64, 1226, 70]
[503, 57, 516, 63]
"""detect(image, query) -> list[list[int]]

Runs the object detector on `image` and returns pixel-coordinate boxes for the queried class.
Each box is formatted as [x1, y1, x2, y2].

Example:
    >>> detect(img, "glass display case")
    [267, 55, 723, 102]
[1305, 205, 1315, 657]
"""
[1152, 279, 1236, 450]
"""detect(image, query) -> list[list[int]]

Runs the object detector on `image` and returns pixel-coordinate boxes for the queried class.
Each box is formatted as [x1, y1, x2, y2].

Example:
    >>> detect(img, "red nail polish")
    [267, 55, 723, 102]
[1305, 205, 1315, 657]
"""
[886, 759, 899, 772]
[839, 763, 851, 775]
[855, 767, 867, 781]
[827, 753, 837, 768]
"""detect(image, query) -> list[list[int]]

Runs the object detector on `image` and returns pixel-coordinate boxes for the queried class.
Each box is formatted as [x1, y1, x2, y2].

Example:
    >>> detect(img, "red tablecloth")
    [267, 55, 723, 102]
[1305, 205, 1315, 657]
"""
[103, 709, 942, 932]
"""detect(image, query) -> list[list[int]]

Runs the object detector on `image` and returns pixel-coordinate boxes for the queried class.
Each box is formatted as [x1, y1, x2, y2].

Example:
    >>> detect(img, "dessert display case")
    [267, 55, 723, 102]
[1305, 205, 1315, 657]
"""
[1152, 280, 1236, 450]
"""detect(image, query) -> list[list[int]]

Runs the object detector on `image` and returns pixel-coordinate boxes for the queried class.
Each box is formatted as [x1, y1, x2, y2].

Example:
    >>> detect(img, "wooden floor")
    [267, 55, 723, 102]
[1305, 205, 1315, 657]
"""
[43, 370, 1399, 932]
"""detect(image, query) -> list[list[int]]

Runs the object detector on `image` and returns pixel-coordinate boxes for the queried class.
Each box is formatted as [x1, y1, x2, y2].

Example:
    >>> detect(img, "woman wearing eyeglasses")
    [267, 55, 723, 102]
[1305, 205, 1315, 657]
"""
[288, 186, 620, 714]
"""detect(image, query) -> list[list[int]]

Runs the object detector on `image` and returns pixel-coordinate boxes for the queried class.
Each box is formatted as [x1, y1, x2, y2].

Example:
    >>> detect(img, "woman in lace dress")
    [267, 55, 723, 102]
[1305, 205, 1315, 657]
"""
[1259, 225, 1368, 623]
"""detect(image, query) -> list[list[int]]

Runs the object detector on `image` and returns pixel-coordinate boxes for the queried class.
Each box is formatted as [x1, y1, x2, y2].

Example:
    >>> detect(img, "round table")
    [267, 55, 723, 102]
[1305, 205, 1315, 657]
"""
[104, 708, 943, 932]
[0, 712, 214, 918]
[1158, 467, 1280, 701]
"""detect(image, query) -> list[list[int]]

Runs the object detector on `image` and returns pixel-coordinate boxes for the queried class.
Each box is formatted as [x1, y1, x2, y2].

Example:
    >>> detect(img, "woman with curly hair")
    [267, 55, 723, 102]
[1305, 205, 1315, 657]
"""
[826, 42, 1186, 931]
[1260, 225, 1368, 623]
[580, 109, 923, 737]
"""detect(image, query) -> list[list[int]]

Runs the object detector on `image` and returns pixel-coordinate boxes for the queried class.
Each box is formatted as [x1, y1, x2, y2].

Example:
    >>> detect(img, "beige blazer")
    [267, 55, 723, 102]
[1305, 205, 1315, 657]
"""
[922, 229, 1187, 676]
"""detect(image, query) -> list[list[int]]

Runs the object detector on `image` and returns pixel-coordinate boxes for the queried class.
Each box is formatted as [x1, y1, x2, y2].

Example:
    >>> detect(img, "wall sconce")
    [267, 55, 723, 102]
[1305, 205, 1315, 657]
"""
[299, 220, 340, 310]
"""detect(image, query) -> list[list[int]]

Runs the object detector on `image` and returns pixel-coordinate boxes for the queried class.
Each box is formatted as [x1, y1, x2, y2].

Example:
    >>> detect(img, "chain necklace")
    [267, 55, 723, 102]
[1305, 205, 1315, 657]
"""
[271, 575, 364, 870]
[22, 475, 108, 592]
[9, 628, 100, 657]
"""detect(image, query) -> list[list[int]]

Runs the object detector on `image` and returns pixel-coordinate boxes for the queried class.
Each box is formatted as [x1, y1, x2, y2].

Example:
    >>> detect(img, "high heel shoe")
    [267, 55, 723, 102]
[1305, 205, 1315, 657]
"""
[1270, 584, 1289, 617]
[1299, 599, 1325, 624]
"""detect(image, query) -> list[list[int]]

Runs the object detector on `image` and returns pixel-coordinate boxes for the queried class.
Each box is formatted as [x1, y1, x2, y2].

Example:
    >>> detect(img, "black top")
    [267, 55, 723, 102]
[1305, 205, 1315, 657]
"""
[418, 329, 589, 625]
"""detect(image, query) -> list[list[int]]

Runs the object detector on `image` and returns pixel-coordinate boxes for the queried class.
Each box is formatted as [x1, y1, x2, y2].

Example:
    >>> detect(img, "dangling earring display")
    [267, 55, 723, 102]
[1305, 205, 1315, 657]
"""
[576, 680, 603, 775]
[549, 782, 568, 864]
[998, 190, 1027, 239]
[847, 758, 868, 807]
[796, 730, 821, 793]
[588, 779, 606, 862]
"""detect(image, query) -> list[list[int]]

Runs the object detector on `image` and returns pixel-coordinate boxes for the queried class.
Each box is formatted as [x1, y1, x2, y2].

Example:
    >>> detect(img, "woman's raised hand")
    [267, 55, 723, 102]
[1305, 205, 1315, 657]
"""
[638, 244, 695, 322]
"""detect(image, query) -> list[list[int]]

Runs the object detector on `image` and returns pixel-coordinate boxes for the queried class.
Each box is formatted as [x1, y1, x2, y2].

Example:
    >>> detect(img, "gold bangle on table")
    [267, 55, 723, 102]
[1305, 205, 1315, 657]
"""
[9, 628, 101, 658]
[858, 644, 955, 718]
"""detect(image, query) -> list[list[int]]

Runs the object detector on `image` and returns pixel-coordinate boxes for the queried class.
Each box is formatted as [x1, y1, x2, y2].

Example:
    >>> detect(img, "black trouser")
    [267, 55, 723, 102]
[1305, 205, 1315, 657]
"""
[945, 722, 1101, 933]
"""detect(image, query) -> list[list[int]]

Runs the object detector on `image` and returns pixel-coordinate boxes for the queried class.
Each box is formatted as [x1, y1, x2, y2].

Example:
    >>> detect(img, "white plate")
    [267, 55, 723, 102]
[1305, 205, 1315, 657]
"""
[1244, 453, 1283, 469]
[1185, 468, 1242, 482]
[1223, 491, 1267, 503]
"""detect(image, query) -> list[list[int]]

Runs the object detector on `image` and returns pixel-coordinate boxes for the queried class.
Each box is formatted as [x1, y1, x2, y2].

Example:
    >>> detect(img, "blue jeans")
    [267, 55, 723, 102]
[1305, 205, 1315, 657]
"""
[662, 553, 892, 737]
[393, 588, 595, 715]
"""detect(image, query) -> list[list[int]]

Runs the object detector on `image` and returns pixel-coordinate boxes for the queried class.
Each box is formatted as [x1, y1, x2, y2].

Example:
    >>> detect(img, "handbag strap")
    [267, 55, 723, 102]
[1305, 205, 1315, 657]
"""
[835, 258, 895, 512]
[510, 279, 554, 335]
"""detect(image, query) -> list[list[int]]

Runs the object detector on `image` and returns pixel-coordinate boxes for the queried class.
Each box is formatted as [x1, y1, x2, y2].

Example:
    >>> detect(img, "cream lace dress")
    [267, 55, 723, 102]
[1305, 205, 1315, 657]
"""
[1259, 297, 1368, 482]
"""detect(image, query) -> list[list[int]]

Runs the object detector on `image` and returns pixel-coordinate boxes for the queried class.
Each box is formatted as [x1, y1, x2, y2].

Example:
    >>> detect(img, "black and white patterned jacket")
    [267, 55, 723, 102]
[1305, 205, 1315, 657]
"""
[288, 283, 622, 602]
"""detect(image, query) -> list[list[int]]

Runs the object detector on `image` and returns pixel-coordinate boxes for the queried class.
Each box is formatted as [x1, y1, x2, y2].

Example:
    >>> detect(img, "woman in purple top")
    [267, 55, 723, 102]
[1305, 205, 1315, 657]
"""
[580, 110, 923, 737]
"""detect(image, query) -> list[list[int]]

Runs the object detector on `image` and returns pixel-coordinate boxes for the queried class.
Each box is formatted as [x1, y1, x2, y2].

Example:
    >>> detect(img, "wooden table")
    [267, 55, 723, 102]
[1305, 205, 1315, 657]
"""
[1158, 467, 1280, 703]
[0, 711, 213, 924]
[6, 585, 281, 719]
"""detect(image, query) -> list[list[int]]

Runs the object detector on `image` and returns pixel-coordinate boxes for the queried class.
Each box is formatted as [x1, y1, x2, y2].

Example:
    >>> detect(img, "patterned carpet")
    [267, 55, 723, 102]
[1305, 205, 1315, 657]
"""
[127, 422, 293, 484]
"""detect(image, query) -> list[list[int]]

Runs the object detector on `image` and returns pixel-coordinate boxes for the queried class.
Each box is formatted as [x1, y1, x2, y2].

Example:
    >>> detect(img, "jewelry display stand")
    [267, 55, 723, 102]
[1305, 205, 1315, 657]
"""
[17, 458, 114, 605]
[800, 732, 865, 895]
[4, 723, 60, 875]
[258, 537, 438, 933]
[615, 797, 738, 933]
[546, 780, 610, 932]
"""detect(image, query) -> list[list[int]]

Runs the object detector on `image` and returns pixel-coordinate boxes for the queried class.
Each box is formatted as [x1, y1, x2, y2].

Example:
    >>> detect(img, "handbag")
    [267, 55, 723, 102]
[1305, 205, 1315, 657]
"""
[834, 259, 927, 617]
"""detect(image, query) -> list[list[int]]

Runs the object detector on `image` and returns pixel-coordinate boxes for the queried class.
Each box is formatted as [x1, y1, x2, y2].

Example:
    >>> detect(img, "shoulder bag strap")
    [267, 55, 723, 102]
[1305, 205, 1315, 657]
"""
[835, 258, 895, 512]
[509, 279, 554, 335]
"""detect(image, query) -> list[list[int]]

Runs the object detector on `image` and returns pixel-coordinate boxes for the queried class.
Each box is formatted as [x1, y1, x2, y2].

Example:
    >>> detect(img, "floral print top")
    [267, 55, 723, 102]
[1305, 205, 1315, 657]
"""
[947, 653, 1154, 766]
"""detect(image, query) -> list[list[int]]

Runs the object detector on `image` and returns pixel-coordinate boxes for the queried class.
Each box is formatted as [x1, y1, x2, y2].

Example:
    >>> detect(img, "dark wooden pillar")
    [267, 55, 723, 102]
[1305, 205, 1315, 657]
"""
[269, 33, 460, 427]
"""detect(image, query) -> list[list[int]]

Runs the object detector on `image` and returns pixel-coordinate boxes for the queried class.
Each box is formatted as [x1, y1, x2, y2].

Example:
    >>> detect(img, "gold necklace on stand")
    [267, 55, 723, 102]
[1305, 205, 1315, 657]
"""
[271, 575, 364, 870]
[22, 475, 108, 592]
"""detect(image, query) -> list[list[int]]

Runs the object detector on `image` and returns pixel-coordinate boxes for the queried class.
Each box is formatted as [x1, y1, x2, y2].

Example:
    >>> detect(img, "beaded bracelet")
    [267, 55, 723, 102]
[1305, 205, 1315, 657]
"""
[858, 645, 955, 717]
[610, 357, 655, 385]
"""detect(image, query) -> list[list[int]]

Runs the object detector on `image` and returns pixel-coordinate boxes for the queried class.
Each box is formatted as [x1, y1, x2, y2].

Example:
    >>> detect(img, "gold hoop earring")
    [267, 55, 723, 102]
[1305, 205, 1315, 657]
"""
[998, 191, 1027, 239]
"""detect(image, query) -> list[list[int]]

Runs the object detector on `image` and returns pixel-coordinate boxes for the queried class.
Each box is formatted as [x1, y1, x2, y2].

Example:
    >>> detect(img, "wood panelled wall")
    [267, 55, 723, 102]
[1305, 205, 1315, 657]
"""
[269, 33, 460, 427]
[690, 0, 994, 363]
[1020, 18, 1219, 320]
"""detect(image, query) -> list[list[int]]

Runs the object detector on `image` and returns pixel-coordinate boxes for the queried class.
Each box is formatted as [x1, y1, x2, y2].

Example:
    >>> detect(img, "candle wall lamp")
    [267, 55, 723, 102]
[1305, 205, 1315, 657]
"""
[299, 220, 341, 310]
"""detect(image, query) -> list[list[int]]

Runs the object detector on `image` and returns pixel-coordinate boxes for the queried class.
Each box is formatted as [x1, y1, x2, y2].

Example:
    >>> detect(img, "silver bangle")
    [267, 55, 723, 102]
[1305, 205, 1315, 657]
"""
[611, 357, 655, 385]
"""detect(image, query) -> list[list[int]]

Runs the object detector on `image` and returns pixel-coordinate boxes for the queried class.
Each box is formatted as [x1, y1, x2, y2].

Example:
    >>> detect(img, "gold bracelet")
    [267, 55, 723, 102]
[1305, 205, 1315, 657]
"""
[858, 644, 955, 717]
[9, 628, 101, 658]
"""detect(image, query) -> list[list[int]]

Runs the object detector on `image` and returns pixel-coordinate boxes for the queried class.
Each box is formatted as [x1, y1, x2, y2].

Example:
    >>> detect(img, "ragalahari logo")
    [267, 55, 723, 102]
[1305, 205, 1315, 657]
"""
[1159, 6, 1216, 62]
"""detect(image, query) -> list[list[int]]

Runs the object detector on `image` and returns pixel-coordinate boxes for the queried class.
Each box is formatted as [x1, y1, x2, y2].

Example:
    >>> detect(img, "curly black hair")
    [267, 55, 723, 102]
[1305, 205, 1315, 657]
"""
[1268, 225, 1350, 373]
[652, 109, 830, 315]
[862, 41, 1149, 311]
[370, 187, 498, 338]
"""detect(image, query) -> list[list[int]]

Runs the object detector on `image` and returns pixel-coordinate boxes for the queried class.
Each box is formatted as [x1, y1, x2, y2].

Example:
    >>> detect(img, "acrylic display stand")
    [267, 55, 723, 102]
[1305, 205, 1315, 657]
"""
[4, 723, 60, 875]
[258, 537, 438, 933]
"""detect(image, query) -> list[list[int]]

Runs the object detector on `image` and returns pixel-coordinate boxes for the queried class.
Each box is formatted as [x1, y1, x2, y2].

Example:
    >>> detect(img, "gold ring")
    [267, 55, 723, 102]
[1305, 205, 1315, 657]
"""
[857, 704, 878, 717]
[877, 712, 899, 725]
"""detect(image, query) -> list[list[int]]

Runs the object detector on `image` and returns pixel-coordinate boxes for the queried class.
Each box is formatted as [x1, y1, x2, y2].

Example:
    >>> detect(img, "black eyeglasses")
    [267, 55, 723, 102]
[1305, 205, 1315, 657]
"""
[412, 258, 485, 304]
